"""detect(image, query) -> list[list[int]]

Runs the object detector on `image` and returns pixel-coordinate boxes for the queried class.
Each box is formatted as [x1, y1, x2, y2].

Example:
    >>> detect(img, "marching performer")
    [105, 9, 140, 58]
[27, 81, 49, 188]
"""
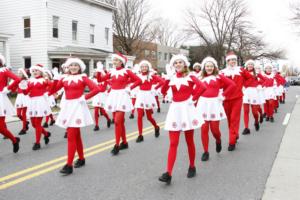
[13, 68, 30, 135]
[159, 55, 206, 184]
[190, 62, 201, 78]
[194, 57, 235, 161]
[22, 64, 52, 150]
[135, 60, 163, 143]
[92, 62, 111, 131]
[242, 60, 265, 135]
[220, 52, 252, 151]
[43, 69, 56, 128]
[0, 54, 21, 153]
[97, 53, 142, 155]
[49, 58, 101, 175]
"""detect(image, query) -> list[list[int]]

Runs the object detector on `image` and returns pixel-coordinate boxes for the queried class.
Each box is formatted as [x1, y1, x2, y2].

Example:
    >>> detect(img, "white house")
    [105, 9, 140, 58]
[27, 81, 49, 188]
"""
[0, 33, 12, 66]
[0, 0, 116, 75]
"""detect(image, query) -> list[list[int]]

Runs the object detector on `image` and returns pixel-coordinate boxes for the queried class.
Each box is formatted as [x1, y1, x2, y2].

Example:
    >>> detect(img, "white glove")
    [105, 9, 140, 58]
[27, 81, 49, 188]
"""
[52, 68, 61, 80]
[218, 93, 225, 102]
[78, 95, 86, 104]
[2, 87, 10, 94]
[19, 80, 28, 90]
[96, 62, 104, 72]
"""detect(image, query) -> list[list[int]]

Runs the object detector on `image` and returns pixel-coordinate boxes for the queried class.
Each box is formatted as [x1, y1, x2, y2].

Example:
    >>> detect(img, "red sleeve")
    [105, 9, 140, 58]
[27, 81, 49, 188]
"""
[190, 75, 206, 99]
[161, 79, 170, 96]
[6, 70, 21, 90]
[241, 68, 253, 80]
[83, 76, 101, 100]
[127, 70, 142, 90]
[48, 79, 64, 96]
[96, 71, 110, 82]
[219, 75, 236, 96]
[152, 75, 165, 89]
[257, 73, 266, 82]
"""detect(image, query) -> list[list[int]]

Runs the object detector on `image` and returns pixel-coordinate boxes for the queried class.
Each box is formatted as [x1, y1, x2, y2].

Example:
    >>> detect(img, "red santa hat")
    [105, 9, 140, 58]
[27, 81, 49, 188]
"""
[244, 59, 255, 67]
[0, 54, 6, 65]
[226, 51, 237, 62]
[65, 58, 86, 72]
[170, 54, 190, 67]
[112, 52, 128, 65]
[193, 62, 201, 69]
[201, 56, 218, 70]
[17, 68, 28, 79]
[30, 64, 45, 74]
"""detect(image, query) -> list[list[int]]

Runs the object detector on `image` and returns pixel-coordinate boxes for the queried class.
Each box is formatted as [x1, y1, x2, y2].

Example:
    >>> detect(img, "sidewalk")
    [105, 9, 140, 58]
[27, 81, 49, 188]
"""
[262, 98, 300, 200]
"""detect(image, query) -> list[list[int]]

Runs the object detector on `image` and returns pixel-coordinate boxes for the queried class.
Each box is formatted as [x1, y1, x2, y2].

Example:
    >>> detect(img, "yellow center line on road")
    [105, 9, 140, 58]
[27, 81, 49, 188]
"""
[0, 123, 165, 190]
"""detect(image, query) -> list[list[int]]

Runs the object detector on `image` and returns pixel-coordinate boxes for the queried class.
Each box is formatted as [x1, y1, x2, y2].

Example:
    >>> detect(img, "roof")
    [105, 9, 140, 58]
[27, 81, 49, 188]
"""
[48, 46, 112, 58]
[81, 0, 117, 11]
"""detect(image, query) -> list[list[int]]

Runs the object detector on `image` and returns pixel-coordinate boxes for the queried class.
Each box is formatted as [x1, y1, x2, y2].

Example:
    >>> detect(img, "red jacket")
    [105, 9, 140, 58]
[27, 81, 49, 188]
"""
[0, 67, 20, 91]
[137, 72, 164, 91]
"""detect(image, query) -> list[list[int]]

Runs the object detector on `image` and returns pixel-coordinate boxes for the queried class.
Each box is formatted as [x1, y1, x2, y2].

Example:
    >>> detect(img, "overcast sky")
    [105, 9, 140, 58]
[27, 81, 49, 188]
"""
[148, 0, 300, 67]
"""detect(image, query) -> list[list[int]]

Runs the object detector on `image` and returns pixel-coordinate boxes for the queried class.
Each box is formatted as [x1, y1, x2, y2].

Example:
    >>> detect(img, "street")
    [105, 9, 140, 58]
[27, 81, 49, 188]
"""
[0, 87, 299, 200]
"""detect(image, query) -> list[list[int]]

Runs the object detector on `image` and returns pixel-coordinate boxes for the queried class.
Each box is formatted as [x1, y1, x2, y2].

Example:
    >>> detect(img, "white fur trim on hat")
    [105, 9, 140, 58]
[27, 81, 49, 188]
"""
[0, 54, 6, 65]
[18, 68, 28, 79]
[30, 65, 45, 74]
[226, 54, 237, 61]
[193, 62, 201, 69]
[170, 54, 190, 67]
[112, 54, 127, 65]
[139, 60, 152, 70]
[244, 59, 255, 67]
[65, 58, 86, 72]
[263, 63, 273, 70]
[201, 56, 218, 70]
[44, 69, 53, 79]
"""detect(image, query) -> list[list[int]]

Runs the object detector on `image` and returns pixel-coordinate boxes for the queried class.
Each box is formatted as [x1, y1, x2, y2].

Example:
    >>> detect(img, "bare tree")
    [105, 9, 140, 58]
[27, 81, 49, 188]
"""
[152, 18, 188, 48]
[185, 0, 249, 64]
[111, 0, 156, 56]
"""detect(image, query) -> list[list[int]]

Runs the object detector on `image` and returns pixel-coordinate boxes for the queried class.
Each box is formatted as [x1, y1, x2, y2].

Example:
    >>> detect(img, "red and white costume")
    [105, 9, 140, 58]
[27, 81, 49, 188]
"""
[194, 57, 235, 155]
[0, 65, 20, 149]
[160, 55, 206, 177]
[220, 53, 252, 147]
[50, 58, 100, 169]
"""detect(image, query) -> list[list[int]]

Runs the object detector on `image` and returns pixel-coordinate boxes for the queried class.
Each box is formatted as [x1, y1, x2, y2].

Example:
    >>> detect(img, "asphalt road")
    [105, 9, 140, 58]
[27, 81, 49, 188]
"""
[0, 87, 299, 200]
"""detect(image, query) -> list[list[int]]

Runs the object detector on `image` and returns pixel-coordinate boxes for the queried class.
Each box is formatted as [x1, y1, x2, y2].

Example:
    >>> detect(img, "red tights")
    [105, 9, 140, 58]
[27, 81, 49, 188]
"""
[201, 121, 221, 152]
[243, 104, 259, 128]
[17, 107, 27, 130]
[114, 111, 127, 146]
[137, 108, 158, 135]
[264, 100, 274, 118]
[94, 107, 110, 126]
[0, 117, 17, 143]
[30, 117, 49, 144]
[67, 127, 84, 166]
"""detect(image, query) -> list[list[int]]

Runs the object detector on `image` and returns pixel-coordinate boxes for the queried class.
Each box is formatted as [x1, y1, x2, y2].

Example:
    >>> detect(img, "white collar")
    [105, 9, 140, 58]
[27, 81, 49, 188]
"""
[201, 75, 219, 84]
[221, 66, 242, 78]
[63, 74, 86, 85]
[138, 73, 153, 83]
[0, 67, 8, 73]
[110, 68, 127, 78]
[29, 77, 46, 85]
[169, 75, 192, 90]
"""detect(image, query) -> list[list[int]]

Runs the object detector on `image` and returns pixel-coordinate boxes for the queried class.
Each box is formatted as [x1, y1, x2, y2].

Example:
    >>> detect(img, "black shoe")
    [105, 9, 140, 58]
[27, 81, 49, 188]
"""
[266, 117, 270, 121]
[216, 142, 222, 153]
[107, 119, 111, 128]
[159, 172, 172, 184]
[44, 132, 51, 145]
[155, 127, 160, 138]
[64, 132, 67, 138]
[260, 116, 264, 123]
[74, 159, 85, 168]
[201, 152, 209, 161]
[93, 125, 99, 131]
[60, 164, 73, 175]
[228, 144, 236, 151]
[242, 128, 250, 135]
[111, 145, 119, 155]
[129, 114, 134, 119]
[18, 129, 27, 135]
[187, 166, 196, 178]
[119, 142, 128, 150]
[254, 123, 260, 131]
[43, 122, 49, 128]
[136, 135, 144, 143]
[263, 113, 267, 118]
[32, 143, 41, 151]
[157, 108, 161, 113]
[13, 137, 20, 153]
[26, 121, 29, 130]
[270, 117, 274, 122]
[283, 100, 285, 104]
[50, 120, 56, 126]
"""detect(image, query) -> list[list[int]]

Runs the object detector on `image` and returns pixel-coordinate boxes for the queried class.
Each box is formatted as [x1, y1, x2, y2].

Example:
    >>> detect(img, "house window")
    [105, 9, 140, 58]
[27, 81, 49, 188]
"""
[158, 52, 162, 60]
[24, 57, 31, 69]
[24, 17, 31, 38]
[164, 53, 168, 61]
[72, 21, 78, 41]
[105, 27, 109, 45]
[52, 16, 59, 38]
[152, 51, 156, 59]
[145, 50, 150, 57]
[90, 24, 95, 43]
